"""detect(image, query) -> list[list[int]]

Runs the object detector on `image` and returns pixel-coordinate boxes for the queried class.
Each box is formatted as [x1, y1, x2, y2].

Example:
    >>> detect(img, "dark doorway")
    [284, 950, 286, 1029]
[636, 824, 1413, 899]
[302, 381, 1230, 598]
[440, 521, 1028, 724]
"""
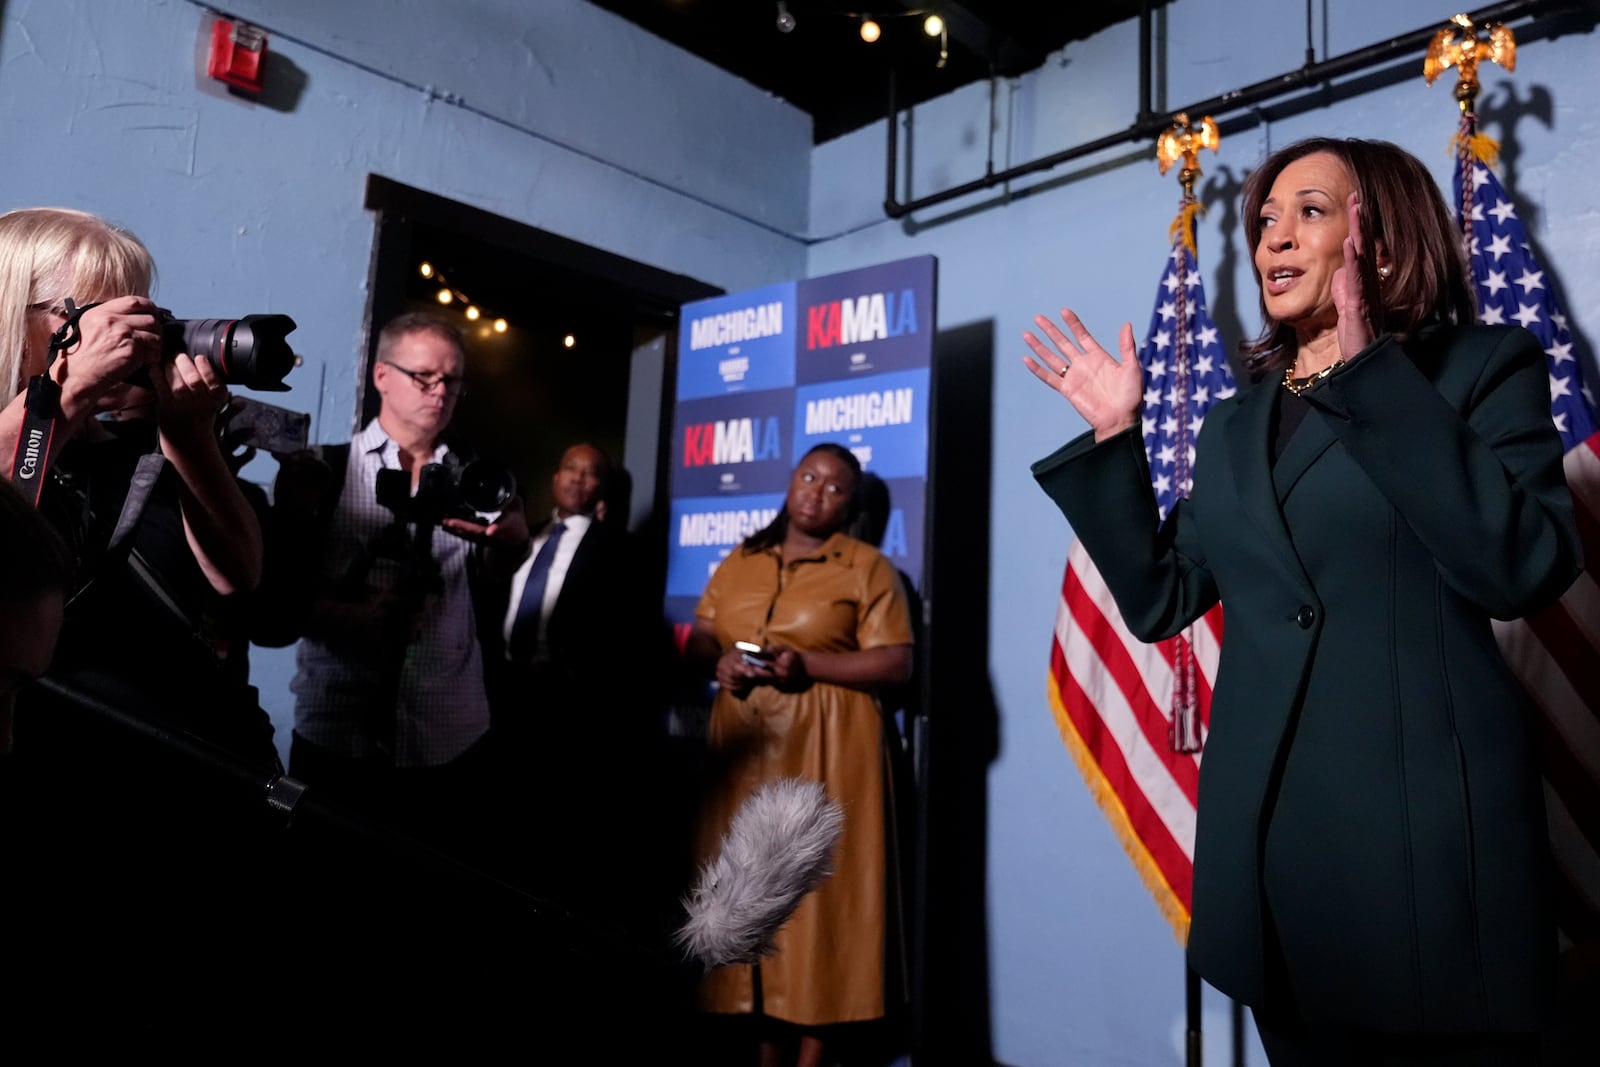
[361, 175, 722, 538]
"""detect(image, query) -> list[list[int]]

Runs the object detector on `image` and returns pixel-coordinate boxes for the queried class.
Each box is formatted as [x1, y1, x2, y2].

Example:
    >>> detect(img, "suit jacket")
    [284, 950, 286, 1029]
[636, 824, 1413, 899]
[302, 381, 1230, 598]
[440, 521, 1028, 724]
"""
[1034, 324, 1580, 1034]
[480, 516, 659, 726]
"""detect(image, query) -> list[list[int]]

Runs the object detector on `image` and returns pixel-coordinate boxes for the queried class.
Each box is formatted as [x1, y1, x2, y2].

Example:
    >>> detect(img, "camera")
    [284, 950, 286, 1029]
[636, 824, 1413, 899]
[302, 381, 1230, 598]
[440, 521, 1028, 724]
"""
[375, 458, 517, 527]
[158, 311, 299, 392]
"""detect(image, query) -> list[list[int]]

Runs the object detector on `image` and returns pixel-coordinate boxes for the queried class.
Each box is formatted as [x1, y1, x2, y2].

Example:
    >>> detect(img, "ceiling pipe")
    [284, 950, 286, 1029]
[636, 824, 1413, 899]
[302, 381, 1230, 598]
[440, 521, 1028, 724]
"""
[882, 0, 1581, 219]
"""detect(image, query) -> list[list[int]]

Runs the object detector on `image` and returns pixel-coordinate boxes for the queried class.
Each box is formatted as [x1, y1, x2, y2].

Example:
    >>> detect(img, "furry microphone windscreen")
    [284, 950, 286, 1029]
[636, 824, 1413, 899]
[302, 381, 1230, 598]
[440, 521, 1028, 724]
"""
[675, 777, 845, 971]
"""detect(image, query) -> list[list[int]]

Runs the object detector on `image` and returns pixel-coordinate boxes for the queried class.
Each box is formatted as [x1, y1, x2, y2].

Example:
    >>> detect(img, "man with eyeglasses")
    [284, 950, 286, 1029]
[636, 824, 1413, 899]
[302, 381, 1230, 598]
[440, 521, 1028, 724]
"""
[270, 310, 528, 857]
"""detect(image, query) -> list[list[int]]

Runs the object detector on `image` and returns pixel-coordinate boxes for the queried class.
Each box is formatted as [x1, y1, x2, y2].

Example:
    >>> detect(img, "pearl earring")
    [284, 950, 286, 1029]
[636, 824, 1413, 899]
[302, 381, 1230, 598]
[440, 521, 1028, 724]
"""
[1378, 265, 1393, 279]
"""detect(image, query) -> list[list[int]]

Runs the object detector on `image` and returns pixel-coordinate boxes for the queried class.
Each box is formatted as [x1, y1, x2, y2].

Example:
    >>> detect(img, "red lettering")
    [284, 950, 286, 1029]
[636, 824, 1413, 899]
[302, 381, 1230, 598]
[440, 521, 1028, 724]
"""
[684, 423, 714, 466]
[806, 302, 840, 350]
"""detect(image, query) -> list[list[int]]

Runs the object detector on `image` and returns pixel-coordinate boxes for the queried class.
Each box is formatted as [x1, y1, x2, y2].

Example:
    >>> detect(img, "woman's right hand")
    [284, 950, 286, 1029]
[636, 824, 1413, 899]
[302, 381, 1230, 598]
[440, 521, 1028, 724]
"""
[714, 647, 770, 694]
[1023, 309, 1143, 442]
[56, 296, 163, 415]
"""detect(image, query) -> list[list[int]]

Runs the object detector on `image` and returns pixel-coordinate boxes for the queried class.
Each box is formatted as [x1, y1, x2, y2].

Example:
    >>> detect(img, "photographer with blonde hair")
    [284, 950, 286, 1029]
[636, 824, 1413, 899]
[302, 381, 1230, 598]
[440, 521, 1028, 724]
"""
[0, 207, 279, 1033]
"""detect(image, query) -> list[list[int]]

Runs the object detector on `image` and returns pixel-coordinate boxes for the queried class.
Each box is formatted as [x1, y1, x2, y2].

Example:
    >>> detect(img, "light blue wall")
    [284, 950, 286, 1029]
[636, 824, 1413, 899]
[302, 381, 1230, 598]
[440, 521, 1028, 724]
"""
[0, 0, 813, 761]
[808, 2, 1600, 1065]
[4, 2, 1597, 1064]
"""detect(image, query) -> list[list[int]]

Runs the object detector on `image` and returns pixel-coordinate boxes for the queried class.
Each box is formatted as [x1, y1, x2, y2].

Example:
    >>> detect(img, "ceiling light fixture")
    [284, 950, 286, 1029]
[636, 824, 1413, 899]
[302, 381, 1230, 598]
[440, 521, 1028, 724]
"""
[924, 14, 944, 37]
[860, 17, 881, 43]
[775, 2, 795, 33]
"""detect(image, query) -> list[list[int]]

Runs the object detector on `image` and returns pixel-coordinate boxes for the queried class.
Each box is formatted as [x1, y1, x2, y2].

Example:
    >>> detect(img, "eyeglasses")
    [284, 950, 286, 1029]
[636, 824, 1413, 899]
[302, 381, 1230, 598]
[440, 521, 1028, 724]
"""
[382, 362, 467, 397]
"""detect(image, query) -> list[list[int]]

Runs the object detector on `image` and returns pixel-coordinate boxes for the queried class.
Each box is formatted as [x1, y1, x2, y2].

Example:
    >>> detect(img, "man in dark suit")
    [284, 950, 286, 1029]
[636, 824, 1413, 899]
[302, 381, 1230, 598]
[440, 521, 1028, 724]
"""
[486, 443, 652, 730]
[481, 443, 675, 901]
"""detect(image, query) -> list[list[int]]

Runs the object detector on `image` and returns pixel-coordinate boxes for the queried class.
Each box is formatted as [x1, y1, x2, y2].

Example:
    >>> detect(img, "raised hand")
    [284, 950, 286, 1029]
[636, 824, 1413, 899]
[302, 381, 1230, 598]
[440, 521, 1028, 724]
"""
[1330, 191, 1377, 361]
[1022, 309, 1143, 442]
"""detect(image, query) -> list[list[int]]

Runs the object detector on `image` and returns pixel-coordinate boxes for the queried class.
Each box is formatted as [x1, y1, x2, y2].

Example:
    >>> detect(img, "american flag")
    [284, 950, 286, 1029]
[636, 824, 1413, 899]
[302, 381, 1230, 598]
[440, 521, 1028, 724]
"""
[1460, 156, 1600, 945]
[1046, 233, 1236, 938]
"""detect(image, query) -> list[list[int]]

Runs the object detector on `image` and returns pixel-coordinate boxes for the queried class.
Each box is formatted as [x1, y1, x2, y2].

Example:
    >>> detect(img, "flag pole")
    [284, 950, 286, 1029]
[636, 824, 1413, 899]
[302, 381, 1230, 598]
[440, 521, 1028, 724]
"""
[1186, 963, 1204, 1066]
[1157, 112, 1219, 1067]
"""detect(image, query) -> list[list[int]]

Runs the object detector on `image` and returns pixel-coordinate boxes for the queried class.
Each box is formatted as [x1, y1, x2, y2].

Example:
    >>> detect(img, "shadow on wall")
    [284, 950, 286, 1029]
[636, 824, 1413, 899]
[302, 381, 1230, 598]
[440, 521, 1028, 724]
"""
[912, 319, 1004, 1066]
[1200, 164, 1249, 382]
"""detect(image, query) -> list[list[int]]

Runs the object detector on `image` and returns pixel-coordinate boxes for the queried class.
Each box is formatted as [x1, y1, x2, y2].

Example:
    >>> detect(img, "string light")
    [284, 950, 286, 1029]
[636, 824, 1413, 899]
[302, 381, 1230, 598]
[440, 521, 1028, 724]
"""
[416, 261, 514, 334]
[791, 9, 944, 66]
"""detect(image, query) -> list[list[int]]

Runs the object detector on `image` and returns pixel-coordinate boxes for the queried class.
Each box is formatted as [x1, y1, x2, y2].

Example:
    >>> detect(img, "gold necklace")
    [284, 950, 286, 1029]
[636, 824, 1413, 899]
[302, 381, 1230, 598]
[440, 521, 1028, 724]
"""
[1281, 358, 1345, 397]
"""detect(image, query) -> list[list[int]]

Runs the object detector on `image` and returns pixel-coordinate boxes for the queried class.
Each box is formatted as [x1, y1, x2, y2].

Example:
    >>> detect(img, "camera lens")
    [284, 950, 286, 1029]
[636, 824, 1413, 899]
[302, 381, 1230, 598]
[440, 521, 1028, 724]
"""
[163, 314, 298, 391]
[457, 460, 516, 513]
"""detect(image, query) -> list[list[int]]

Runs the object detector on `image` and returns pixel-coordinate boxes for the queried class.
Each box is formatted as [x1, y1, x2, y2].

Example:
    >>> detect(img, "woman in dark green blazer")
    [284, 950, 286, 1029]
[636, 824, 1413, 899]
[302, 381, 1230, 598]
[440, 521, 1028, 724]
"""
[1024, 138, 1580, 1065]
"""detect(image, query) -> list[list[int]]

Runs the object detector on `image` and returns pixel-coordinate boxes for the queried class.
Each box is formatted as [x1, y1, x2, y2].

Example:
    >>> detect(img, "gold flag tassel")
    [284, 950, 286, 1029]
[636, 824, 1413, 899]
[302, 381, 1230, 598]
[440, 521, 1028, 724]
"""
[1168, 199, 1203, 258]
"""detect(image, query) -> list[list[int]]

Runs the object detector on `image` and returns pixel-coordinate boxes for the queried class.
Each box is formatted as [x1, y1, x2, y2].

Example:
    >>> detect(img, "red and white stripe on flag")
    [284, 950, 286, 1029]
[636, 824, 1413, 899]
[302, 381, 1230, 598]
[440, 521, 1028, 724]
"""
[1492, 429, 1600, 946]
[1046, 538, 1222, 941]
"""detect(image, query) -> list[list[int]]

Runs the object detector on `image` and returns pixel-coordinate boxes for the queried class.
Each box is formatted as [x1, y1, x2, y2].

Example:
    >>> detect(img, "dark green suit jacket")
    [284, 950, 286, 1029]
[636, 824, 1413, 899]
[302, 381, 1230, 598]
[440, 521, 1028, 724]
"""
[1033, 324, 1580, 1033]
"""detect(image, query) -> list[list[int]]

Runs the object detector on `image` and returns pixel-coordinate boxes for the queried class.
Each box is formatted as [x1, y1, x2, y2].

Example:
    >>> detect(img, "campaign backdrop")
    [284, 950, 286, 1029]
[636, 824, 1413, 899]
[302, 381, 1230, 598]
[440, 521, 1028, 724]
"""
[665, 255, 937, 642]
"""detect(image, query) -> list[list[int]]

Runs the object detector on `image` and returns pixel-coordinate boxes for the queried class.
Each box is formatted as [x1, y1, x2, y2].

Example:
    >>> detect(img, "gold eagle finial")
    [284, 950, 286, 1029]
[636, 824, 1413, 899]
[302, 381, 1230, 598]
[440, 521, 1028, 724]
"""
[1156, 113, 1220, 195]
[1157, 113, 1220, 256]
[1424, 13, 1516, 109]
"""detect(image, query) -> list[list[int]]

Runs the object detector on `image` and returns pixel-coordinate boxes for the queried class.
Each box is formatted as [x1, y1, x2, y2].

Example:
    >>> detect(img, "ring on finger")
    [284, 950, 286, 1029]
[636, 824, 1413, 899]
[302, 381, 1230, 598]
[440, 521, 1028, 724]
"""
[1059, 365, 1069, 376]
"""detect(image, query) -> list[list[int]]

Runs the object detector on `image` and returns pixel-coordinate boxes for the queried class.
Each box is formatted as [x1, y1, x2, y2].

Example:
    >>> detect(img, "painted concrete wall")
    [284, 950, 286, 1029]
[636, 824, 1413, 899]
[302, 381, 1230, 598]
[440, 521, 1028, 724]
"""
[808, 2, 1600, 1065]
[0, 0, 813, 757]
[3, 1, 1597, 1064]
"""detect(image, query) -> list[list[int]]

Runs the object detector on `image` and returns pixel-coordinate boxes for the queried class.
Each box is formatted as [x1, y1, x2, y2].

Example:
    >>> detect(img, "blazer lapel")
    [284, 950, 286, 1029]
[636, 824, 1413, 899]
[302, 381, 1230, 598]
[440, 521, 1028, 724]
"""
[1270, 404, 1338, 505]
[1224, 382, 1313, 592]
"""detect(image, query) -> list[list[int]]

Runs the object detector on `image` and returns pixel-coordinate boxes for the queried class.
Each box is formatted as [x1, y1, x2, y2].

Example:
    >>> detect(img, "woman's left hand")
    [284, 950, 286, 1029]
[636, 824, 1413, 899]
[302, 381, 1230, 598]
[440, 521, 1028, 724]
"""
[766, 646, 810, 691]
[151, 352, 228, 442]
[1331, 192, 1377, 361]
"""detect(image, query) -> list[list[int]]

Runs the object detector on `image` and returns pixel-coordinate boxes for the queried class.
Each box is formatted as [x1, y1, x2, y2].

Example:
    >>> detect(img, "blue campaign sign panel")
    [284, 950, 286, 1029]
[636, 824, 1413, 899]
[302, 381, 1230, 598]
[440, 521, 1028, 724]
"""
[794, 255, 935, 384]
[666, 256, 936, 646]
[670, 389, 793, 497]
[793, 367, 929, 481]
[676, 281, 796, 400]
[665, 492, 786, 601]
[867, 475, 926, 587]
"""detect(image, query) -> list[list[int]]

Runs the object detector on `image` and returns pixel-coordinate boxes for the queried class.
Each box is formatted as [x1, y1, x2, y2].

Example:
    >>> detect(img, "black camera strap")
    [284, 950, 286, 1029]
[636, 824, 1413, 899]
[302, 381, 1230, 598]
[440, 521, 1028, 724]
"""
[10, 297, 103, 504]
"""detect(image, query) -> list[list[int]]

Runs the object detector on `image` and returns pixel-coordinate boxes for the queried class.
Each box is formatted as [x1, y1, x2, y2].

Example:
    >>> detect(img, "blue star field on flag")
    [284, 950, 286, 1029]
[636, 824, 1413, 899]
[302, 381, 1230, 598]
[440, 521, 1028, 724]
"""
[1457, 159, 1597, 450]
[1139, 242, 1238, 520]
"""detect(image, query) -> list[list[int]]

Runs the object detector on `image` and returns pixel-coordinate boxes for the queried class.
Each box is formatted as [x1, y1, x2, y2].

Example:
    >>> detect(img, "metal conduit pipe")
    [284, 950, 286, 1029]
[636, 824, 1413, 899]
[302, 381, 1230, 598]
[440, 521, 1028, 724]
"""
[881, 0, 1583, 219]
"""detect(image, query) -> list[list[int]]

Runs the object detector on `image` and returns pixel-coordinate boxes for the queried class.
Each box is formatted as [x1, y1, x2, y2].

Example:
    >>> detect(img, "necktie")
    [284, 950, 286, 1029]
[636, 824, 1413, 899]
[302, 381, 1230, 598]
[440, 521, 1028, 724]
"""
[510, 521, 566, 661]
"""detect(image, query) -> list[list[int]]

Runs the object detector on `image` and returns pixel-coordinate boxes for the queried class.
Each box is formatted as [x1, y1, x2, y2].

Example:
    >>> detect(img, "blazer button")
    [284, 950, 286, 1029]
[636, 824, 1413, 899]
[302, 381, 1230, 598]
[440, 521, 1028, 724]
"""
[1295, 605, 1316, 629]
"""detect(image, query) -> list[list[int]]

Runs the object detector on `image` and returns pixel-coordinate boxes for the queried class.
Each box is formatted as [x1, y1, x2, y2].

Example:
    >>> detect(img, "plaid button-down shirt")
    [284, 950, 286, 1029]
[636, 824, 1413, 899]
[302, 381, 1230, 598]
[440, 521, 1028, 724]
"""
[290, 419, 491, 767]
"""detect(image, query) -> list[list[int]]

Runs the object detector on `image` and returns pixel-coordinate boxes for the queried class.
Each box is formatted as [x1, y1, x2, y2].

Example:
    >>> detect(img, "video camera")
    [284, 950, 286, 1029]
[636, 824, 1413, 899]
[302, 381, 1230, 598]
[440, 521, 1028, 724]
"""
[151, 310, 299, 392]
[374, 459, 516, 528]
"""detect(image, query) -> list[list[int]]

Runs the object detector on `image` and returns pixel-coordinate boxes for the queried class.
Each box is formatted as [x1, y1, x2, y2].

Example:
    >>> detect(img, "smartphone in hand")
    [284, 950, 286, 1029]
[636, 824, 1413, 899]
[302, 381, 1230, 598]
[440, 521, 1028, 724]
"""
[734, 641, 773, 668]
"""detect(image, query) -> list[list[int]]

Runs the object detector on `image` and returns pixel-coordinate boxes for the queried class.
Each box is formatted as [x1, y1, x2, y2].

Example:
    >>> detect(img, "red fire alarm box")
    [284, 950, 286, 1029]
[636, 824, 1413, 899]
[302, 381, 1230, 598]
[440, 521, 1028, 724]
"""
[208, 19, 268, 96]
